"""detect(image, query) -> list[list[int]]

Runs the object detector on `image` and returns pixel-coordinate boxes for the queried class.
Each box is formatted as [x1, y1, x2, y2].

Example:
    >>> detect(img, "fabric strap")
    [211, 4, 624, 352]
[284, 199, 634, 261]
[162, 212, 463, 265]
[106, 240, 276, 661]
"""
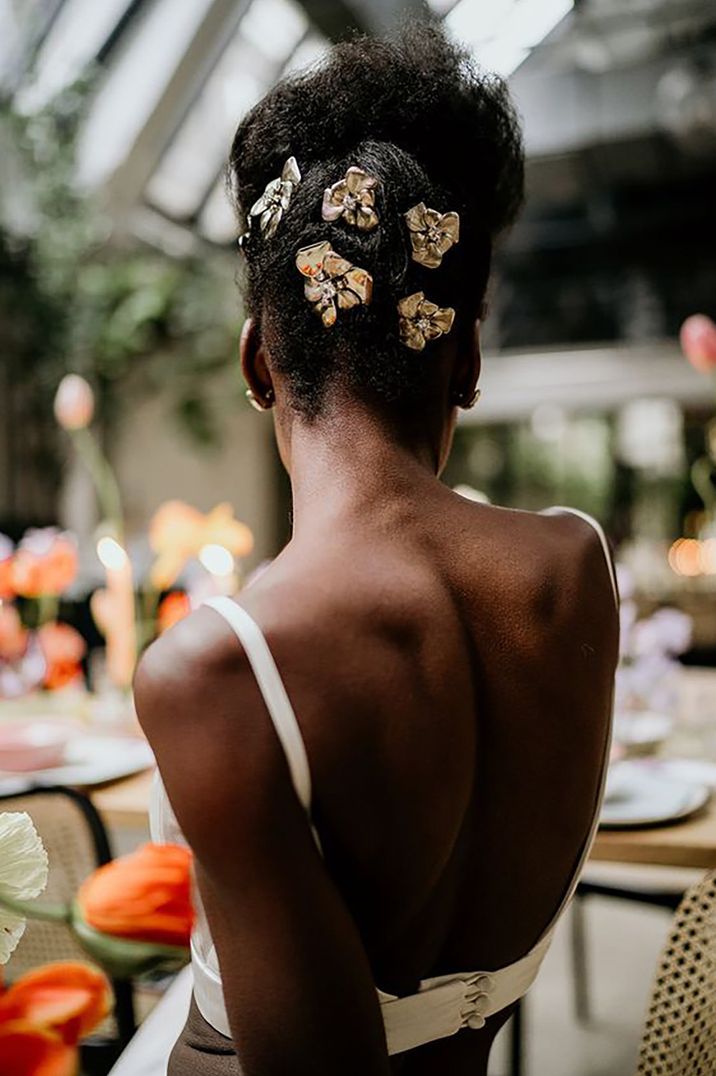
[541, 505, 619, 607]
[203, 596, 312, 813]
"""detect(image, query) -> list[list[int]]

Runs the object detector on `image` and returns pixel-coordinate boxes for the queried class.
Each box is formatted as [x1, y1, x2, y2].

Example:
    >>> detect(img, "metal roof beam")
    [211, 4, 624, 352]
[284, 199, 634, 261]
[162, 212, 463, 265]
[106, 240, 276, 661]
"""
[100, 0, 249, 213]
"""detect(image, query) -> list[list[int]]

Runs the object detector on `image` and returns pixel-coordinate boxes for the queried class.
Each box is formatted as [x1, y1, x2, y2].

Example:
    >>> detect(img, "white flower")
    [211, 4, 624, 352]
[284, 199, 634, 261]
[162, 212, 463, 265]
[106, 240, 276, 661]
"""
[0, 812, 48, 963]
[632, 608, 692, 659]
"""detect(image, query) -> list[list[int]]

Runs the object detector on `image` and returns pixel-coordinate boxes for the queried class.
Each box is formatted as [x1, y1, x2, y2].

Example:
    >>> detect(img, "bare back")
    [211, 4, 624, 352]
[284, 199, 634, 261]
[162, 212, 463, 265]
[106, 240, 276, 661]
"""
[245, 489, 616, 1071]
[140, 482, 617, 1076]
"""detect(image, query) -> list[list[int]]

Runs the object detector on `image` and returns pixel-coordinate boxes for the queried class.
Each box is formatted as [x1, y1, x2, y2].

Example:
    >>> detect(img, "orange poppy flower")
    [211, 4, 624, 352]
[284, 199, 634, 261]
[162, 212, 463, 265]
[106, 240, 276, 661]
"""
[157, 591, 192, 633]
[77, 844, 193, 947]
[0, 1021, 76, 1076]
[0, 962, 111, 1046]
[37, 624, 86, 691]
[149, 501, 253, 590]
[11, 531, 78, 599]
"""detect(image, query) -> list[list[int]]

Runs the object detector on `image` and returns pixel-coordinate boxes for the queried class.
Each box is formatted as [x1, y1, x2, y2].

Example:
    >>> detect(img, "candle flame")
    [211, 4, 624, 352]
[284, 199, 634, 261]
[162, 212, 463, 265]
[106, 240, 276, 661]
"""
[97, 537, 129, 572]
[199, 544, 234, 577]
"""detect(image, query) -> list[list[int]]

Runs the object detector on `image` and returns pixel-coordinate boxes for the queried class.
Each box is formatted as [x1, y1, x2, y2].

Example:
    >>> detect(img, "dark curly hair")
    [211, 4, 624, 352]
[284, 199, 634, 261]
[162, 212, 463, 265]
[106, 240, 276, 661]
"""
[229, 20, 524, 419]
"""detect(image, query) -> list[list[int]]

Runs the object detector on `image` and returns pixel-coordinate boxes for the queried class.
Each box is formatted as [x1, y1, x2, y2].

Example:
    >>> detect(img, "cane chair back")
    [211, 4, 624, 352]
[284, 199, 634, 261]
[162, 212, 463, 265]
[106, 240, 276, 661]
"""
[637, 870, 716, 1076]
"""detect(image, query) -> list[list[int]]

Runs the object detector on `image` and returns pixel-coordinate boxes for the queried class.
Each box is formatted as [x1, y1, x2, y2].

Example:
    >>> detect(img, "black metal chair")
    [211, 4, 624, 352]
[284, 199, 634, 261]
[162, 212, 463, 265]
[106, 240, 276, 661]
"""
[0, 784, 137, 1073]
[571, 877, 685, 1024]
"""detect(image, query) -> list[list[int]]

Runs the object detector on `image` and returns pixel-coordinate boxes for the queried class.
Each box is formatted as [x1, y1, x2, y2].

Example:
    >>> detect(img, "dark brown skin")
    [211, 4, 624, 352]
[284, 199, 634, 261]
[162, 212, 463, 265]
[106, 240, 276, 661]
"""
[135, 314, 618, 1076]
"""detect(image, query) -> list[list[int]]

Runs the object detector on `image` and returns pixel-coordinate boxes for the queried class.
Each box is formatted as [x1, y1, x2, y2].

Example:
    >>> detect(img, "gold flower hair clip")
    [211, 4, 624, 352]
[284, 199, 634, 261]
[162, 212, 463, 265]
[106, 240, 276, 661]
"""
[404, 202, 460, 269]
[296, 241, 373, 328]
[248, 155, 302, 239]
[398, 292, 455, 351]
[322, 167, 379, 231]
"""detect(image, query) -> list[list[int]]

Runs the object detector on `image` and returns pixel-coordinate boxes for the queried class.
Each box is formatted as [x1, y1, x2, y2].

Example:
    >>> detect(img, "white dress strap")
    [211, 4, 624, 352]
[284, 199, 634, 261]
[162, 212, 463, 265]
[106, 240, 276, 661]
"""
[541, 505, 619, 607]
[532, 506, 617, 939]
[203, 596, 313, 814]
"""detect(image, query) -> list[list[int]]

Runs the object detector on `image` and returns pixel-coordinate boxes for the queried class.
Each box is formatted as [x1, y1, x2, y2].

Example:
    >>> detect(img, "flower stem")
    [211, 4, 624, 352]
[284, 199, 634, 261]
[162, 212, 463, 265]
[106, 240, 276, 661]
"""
[70, 427, 124, 541]
[35, 593, 59, 628]
[0, 892, 71, 924]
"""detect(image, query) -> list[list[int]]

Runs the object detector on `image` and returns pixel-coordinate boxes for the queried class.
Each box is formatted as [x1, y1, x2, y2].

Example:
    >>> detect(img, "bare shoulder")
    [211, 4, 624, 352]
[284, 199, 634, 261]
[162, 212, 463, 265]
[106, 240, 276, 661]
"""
[443, 495, 619, 668]
[513, 504, 619, 666]
[134, 604, 245, 739]
[134, 604, 304, 861]
[471, 499, 616, 602]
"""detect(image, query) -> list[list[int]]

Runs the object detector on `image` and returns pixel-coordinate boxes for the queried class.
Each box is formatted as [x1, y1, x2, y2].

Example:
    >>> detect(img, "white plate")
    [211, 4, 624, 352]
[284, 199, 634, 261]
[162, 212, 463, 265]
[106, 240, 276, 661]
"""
[0, 734, 154, 793]
[601, 760, 711, 829]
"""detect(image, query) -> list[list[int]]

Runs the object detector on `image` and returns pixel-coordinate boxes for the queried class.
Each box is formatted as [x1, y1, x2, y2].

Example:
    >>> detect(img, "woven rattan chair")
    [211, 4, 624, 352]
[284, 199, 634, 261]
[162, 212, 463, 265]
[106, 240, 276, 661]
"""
[1, 785, 136, 1065]
[636, 870, 716, 1075]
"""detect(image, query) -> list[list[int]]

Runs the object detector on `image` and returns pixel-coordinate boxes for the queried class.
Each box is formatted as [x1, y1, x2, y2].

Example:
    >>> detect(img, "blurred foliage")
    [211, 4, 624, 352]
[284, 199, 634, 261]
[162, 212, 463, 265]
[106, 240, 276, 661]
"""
[0, 78, 241, 451]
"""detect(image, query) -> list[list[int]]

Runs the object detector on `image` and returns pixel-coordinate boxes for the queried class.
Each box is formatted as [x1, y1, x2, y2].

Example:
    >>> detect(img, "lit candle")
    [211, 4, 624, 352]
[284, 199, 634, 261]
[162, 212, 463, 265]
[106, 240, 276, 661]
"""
[199, 543, 237, 596]
[96, 537, 137, 689]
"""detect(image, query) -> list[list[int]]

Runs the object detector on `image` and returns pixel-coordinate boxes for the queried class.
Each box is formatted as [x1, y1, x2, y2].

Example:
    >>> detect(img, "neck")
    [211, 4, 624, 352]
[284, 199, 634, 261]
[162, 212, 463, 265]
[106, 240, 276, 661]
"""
[286, 399, 442, 539]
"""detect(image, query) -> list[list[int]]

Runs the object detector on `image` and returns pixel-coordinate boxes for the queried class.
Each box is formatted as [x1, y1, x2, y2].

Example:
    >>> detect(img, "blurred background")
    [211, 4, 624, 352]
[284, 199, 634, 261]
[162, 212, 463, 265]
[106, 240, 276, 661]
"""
[2, 4, 716, 1075]
[2, 0, 716, 654]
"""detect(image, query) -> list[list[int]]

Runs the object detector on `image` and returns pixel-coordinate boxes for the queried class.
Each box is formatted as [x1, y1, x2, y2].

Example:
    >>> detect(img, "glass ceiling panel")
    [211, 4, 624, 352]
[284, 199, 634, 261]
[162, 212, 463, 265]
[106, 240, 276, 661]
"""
[0, 0, 26, 83]
[198, 176, 236, 245]
[446, 0, 574, 76]
[76, 0, 216, 189]
[14, 0, 133, 112]
[197, 29, 329, 246]
[280, 31, 328, 78]
[147, 0, 309, 222]
[427, 0, 467, 15]
[239, 0, 308, 65]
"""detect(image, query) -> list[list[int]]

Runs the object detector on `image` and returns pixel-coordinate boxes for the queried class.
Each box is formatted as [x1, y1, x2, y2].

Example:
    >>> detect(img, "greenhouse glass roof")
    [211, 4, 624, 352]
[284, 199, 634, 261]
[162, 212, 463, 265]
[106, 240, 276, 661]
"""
[0, 0, 575, 248]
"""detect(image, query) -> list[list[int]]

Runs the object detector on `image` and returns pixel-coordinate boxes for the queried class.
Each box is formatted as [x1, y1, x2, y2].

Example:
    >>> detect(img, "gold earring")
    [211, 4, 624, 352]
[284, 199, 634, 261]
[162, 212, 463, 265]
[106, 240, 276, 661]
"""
[457, 387, 481, 409]
[245, 387, 274, 411]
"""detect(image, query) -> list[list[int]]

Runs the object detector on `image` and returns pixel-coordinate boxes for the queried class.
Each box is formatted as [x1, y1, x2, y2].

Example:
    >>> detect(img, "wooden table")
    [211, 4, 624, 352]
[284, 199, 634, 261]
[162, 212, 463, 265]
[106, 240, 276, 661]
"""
[91, 767, 716, 870]
[90, 769, 154, 831]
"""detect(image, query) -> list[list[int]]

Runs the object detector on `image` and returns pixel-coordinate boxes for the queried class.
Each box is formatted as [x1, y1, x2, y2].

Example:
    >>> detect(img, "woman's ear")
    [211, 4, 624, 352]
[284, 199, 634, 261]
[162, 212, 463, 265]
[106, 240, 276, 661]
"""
[451, 319, 482, 407]
[240, 317, 275, 405]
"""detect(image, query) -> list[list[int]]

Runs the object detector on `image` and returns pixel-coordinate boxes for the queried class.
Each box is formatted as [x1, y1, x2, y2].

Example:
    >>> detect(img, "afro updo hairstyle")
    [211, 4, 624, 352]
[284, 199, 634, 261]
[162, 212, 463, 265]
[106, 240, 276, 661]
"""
[229, 19, 524, 420]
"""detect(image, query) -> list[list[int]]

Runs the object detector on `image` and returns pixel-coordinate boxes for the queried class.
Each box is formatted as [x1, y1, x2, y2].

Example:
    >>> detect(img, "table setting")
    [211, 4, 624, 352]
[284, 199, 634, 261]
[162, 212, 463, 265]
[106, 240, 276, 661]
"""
[0, 375, 254, 803]
[597, 577, 716, 852]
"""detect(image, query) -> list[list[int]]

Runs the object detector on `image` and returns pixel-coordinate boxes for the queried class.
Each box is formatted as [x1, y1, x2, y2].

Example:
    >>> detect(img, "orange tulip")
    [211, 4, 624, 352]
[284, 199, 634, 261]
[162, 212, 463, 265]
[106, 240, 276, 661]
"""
[77, 844, 193, 947]
[0, 963, 111, 1046]
[54, 375, 95, 432]
[11, 531, 78, 599]
[37, 624, 86, 691]
[149, 501, 253, 589]
[681, 314, 716, 374]
[0, 1021, 76, 1076]
[0, 606, 28, 663]
[157, 591, 192, 633]
[0, 535, 14, 600]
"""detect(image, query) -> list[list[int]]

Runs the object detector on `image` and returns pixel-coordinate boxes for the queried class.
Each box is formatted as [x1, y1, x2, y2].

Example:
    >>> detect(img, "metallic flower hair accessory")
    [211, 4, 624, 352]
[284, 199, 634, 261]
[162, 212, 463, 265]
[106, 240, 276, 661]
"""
[248, 156, 302, 239]
[296, 241, 373, 328]
[398, 292, 455, 351]
[322, 167, 379, 231]
[404, 202, 460, 269]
